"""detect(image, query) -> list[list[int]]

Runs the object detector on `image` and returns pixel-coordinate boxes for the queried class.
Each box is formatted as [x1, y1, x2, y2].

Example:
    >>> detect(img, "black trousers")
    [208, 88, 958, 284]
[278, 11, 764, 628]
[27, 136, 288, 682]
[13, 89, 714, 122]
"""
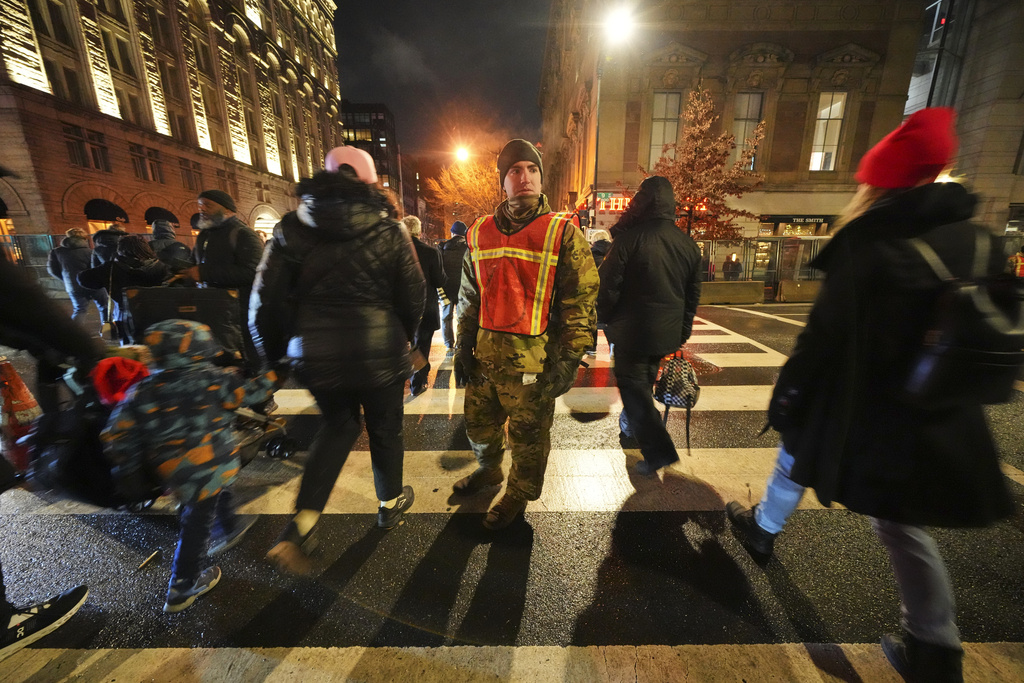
[297, 381, 406, 511]
[410, 325, 435, 393]
[614, 352, 680, 469]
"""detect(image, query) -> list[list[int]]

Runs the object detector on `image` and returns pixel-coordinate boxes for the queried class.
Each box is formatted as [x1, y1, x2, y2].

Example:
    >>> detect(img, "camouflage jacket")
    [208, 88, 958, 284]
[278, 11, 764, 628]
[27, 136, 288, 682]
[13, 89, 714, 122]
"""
[456, 213, 598, 374]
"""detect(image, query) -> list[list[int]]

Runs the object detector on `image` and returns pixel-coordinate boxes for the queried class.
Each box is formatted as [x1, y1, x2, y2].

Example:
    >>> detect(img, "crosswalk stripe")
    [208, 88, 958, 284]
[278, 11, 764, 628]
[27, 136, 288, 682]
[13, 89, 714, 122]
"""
[7, 643, 1021, 682]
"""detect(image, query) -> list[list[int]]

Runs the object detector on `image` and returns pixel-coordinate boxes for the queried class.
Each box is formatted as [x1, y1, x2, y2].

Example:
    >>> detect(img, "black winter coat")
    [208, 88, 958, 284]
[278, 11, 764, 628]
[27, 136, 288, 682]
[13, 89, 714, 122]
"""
[598, 176, 702, 357]
[439, 235, 468, 301]
[775, 182, 1013, 528]
[47, 237, 100, 295]
[412, 236, 445, 330]
[149, 222, 192, 268]
[250, 172, 426, 391]
[193, 217, 263, 295]
[91, 227, 127, 267]
[77, 257, 171, 321]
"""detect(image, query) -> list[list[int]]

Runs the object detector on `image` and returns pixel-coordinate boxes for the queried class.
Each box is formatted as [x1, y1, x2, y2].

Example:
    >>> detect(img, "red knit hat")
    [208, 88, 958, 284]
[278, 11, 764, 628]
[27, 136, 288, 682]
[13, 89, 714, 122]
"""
[90, 356, 150, 407]
[855, 107, 958, 188]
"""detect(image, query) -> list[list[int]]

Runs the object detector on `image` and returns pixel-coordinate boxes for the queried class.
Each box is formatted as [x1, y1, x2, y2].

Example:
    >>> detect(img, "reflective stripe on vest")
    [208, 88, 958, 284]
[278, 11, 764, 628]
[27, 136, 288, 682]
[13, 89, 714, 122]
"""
[467, 212, 573, 336]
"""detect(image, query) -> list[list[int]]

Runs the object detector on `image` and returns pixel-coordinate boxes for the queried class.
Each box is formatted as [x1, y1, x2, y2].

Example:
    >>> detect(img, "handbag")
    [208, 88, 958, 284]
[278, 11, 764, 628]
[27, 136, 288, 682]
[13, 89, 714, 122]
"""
[905, 231, 1024, 409]
[653, 350, 701, 448]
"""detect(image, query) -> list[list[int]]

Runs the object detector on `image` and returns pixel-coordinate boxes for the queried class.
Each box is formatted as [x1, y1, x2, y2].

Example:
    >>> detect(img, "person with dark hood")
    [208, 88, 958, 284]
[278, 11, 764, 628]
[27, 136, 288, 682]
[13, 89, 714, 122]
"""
[453, 138, 598, 530]
[597, 175, 702, 475]
[725, 108, 1013, 683]
[0, 248, 100, 661]
[77, 235, 171, 342]
[401, 215, 445, 396]
[102, 319, 282, 613]
[181, 190, 264, 369]
[148, 219, 192, 270]
[47, 227, 108, 327]
[250, 145, 425, 575]
[90, 224, 127, 267]
[439, 221, 469, 352]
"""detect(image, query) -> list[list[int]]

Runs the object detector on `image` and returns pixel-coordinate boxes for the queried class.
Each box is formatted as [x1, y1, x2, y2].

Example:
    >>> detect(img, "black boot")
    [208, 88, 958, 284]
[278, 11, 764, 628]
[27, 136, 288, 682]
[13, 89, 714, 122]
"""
[726, 501, 778, 557]
[881, 632, 964, 683]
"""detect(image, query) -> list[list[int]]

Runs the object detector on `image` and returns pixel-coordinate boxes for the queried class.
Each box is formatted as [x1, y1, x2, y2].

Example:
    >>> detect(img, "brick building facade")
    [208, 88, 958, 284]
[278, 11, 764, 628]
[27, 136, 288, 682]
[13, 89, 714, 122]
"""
[0, 0, 344, 244]
[539, 0, 925, 237]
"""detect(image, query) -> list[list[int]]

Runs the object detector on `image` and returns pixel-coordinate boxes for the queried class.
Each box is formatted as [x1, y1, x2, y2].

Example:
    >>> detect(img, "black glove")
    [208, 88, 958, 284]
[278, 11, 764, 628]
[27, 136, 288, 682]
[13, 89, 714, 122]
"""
[543, 358, 581, 398]
[456, 344, 479, 382]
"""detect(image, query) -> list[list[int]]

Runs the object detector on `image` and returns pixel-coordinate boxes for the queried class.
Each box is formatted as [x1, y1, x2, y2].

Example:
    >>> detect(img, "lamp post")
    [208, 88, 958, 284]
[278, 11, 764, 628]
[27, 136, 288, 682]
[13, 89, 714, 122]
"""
[591, 7, 635, 228]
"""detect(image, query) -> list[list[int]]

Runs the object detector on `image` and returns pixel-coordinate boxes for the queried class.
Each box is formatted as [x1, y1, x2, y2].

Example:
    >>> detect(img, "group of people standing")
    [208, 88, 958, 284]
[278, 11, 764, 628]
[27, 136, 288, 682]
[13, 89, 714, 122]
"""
[3, 106, 1013, 682]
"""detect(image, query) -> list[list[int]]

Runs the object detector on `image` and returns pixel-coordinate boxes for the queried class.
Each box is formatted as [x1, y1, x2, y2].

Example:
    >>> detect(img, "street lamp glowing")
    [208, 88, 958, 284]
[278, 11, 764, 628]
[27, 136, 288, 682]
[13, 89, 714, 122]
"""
[604, 7, 635, 44]
[456, 147, 469, 162]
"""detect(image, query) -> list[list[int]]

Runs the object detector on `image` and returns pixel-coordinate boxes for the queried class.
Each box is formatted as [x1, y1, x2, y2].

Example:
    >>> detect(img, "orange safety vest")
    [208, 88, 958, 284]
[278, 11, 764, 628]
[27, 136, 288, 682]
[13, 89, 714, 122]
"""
[466, 212, 574, 336]
[1009, 253, 1024, 278]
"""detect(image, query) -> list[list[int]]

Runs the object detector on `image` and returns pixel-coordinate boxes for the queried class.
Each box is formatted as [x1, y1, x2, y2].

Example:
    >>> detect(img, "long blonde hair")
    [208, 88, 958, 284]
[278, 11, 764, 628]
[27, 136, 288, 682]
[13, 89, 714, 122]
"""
[831, 184, 894, 232]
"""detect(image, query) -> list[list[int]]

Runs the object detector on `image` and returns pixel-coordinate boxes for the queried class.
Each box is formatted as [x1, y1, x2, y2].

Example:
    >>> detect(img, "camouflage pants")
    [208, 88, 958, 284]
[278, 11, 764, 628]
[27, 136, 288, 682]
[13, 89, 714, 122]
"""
[463, 369, 556, 500]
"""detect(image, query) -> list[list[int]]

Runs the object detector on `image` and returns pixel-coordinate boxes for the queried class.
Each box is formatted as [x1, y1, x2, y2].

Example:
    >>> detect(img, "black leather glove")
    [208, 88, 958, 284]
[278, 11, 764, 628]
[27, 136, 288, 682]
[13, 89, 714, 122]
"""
[456, 345, 480, 382]
[543, 357, 581, 398]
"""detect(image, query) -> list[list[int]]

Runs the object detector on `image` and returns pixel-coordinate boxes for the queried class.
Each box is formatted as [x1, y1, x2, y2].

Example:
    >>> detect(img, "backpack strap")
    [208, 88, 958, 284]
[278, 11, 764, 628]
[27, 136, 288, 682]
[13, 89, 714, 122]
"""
[909, 229, 988, 282]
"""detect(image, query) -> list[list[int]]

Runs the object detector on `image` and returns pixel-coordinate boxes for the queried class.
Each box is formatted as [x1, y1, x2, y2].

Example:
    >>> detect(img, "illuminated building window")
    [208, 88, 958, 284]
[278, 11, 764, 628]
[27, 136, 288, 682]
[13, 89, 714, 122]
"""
[178, 158, 203, 191]
[96, 0, 126, 23]
[28, 0, 73, 46]
[650, 92, 681, 163]
[810, 92, 846, 171]
[158, 60, 182, 101]
[146, 148, 165, 183]
[193, 36, 213, 76]
[63, 124, 111, 171]
[147, 7, 174, 50]
[114, 87, 144, 124]
[731, 92, 763, 170]
[101, 29, 137, 78]
[215, 169, 238, 196]
[129, 143, 163, 181]
[202, 84, 221, 121]
[44, 59, 85, 105]
[168, 112, 192, 144]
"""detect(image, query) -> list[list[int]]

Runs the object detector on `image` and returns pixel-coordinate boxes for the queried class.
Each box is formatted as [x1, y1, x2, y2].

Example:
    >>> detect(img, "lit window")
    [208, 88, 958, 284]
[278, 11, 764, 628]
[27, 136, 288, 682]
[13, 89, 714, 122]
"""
[731, 92, 763, 170]
[650, 92, 681, 163]
[809, 92, 846, 171]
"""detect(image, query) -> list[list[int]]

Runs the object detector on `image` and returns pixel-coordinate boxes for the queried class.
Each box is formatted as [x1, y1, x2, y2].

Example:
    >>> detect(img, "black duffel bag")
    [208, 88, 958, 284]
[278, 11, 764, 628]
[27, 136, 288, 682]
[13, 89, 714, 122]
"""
[123, 286, 244, 357]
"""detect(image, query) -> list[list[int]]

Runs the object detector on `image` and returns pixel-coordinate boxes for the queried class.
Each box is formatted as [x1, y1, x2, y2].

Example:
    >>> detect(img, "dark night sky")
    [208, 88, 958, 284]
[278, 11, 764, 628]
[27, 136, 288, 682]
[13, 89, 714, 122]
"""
[333, 0, 553, 159]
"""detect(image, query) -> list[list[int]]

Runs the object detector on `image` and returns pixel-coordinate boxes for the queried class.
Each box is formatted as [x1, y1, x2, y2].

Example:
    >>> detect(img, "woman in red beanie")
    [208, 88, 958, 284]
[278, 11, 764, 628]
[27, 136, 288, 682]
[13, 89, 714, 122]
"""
[725, 108, 1013, 682]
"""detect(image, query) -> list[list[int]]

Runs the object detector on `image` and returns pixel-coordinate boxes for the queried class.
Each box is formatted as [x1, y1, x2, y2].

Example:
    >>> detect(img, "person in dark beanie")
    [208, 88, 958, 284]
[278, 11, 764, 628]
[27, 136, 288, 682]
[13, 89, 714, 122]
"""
[250, 145, 424, 574]
[149, 220, 192, 270]
[598, 176, 701, 474]
[91, 224, 127, 267]
[439, 220, 468, 355]
[453, 138, 598, 530]
[402, 215, 445, 396]
[182, 190, 263, 369]
[725, 108, 1012, 683]
[47, 227, 108, 328]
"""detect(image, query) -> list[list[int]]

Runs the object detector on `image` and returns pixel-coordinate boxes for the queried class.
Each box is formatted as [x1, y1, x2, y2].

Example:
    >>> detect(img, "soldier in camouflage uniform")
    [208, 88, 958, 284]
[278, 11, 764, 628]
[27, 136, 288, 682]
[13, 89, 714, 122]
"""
[454, 139, 599, 530]
[102, 319, 281, 612]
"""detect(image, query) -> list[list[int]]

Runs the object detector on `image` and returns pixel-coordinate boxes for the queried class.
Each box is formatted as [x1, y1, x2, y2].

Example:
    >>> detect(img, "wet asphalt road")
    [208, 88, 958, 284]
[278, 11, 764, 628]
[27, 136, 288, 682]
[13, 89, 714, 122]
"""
[2, 303, 1023, 654]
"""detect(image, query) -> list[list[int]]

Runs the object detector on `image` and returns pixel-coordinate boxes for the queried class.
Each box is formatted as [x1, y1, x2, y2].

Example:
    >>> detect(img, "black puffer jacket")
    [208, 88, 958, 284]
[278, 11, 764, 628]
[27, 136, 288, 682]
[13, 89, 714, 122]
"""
[149, 220, 192, 268]
[47, 236, 99, 294]
[250, 171, 426, 391]
[91, 226, 127, 267]
[439, 235, 467, 301]
[598, 176, 702, 357]
[77, 256, 171, 321]
[412, 236, 444, 330]
[775, 182, 1013, 528]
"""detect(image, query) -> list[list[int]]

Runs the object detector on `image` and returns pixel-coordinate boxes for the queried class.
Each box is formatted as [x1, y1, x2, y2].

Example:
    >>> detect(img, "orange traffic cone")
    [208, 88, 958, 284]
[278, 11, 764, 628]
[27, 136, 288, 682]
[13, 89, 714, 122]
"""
[1, 356, 42, 472]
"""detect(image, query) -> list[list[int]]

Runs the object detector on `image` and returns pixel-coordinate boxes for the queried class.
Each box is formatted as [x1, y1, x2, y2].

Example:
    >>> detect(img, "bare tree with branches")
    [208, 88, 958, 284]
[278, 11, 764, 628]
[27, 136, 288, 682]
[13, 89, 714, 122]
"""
[425, 159, 504, 226]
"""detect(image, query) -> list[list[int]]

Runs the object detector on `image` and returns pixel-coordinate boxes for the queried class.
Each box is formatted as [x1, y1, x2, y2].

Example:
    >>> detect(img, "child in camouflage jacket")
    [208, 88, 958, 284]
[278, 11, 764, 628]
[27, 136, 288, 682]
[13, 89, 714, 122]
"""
[102, 319, 281, 613]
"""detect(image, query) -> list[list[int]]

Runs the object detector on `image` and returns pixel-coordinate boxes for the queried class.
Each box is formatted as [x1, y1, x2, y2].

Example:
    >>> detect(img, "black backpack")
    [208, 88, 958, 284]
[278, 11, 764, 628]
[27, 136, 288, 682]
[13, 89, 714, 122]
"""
[904, 230, 1024, 408]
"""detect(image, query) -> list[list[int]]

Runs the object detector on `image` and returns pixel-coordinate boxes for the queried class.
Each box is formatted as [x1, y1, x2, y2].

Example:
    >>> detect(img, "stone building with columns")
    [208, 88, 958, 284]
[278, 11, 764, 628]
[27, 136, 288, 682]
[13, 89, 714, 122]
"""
[539, 0, 926, 238]
[0, 0, 343, 246]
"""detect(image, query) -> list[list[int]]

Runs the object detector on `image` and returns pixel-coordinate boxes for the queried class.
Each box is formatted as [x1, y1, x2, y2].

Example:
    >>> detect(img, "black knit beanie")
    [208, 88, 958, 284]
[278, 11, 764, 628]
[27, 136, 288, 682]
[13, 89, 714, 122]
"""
[197, 189, 236, 212]
[497, 139, 543, 187]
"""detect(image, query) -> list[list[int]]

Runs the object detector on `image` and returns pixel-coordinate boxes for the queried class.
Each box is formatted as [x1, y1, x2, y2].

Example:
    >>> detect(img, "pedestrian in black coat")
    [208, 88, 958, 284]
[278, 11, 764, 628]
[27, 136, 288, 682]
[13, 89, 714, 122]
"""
[250, 146, 424, 575]
[439, 221, 468, 352]
[403, 216, 446, 396]
[727, 108, 1013, 683]
[148, 219, 192, 270]
[598, 175, 702, 475]
[182, 190, 264, 369]
[46, 228, 107, 325]
[90, 225, 127, 267]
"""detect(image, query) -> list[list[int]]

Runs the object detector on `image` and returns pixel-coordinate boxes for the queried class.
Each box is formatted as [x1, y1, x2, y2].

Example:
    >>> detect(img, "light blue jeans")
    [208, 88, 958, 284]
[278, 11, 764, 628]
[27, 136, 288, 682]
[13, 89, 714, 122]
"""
[755, 443, 960, 648]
